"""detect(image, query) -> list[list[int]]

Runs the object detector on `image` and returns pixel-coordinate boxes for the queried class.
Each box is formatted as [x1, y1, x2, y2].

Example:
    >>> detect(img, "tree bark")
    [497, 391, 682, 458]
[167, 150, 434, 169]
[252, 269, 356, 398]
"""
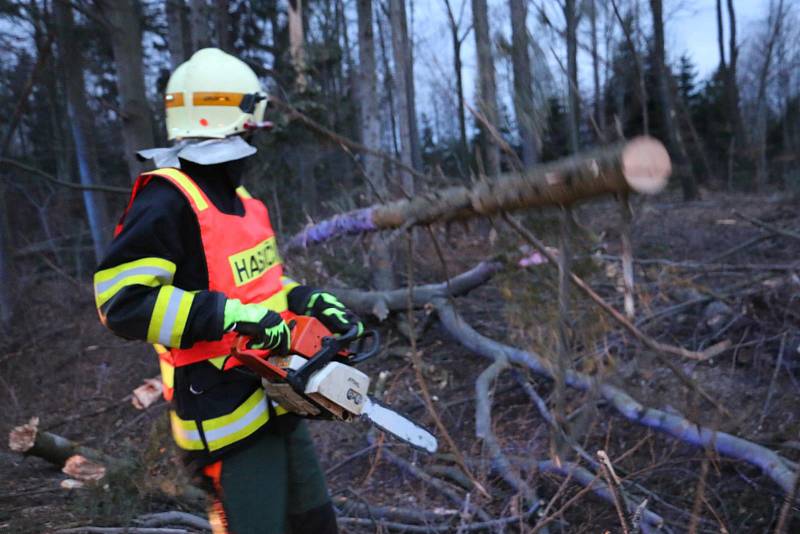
[471, 0, 501, 175]
[590, 0, 604, 141]
[564, 0, 580, 152]
[288, 0, 307, 91]
[509, 0, 539, 168]
[610, 0, 648, 136]
[357, 0, 394, 291]
[716, 0, 726, 70]
[389, 0, 419, 195]
[99, 0, 156, 179]
[165, 0, 188, 68]
[649, 0, 697, 200]
[214, 0, 232, 52]
[753, 0, 785, 190]
[0, 193, 11, 327]
[288, 137, 671, 248]
[189, 0, 211, 51]
[443, 0, 468, 161]
[54, 0, 111, 262]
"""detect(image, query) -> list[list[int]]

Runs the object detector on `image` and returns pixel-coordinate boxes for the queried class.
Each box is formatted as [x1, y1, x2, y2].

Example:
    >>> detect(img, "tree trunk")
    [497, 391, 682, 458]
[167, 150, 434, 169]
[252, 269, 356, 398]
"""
[357, 0, 394, 291]
[590, 0, 603, 141]
[288, 0, 307, 91]
[443, 0, 468, 162]
[189, 0, 211, 51]
[471, 0, 501, 175]
[0, 190, 11, 328]
[564, 0, 580, 152]
[288, 137, 671, 248]
[54, 0, 111, 262]
[99, 0, 155, 179]
[610, 0, 647, 136]
[215, 0, 232, 52]
[165, 0, 188, 68]
[389, 0, 419, 195]
[649, 0, 697, 200]
[716, 0, 726, 70]
[725, 0, 746, 177]
[376, 12, 399, 155]
[753, 0, 785, 190]
[509, 0, 539, 168]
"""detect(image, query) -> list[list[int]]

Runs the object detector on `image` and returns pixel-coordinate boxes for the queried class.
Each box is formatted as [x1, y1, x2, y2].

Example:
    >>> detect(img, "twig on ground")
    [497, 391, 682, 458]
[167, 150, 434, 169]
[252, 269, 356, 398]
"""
[619, 193, 636, 318]
[405, 233, 489, 498]
[55, 529, 189, 534]
[475, 356, 537, 502]
[757, 334, 788, 430]
[597, 450, 631, 534]
[366, 433, 492, 522]
[333, 495, 458, 524]
[135, 512, 210, 530]
[734, 210, 800, 242]
[630, 498, 649, 534]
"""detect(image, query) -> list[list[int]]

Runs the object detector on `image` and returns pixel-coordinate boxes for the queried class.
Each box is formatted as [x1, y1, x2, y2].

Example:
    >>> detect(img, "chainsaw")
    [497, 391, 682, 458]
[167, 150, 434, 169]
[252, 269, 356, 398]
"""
[231, 316, 438, 453]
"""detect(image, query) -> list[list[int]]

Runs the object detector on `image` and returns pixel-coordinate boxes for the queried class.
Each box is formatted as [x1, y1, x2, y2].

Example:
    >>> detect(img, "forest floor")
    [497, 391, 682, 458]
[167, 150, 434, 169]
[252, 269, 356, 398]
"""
[0, 191, 798, 533]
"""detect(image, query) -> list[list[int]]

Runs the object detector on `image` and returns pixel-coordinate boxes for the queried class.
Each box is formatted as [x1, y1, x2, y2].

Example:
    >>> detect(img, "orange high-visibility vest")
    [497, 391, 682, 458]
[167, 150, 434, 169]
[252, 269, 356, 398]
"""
[116, 167, 292, 401]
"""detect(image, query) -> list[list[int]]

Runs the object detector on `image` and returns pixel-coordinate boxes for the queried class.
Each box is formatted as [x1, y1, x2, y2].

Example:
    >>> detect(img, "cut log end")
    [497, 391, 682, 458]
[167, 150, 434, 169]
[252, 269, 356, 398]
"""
[8, 416, 39, 453]
[63, 455, 107, 482]
[621, 136, 671, 195]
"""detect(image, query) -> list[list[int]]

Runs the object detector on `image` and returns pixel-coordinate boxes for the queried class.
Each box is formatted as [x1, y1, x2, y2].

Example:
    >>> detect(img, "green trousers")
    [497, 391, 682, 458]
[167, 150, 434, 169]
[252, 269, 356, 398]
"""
[206, 418, 337, 534]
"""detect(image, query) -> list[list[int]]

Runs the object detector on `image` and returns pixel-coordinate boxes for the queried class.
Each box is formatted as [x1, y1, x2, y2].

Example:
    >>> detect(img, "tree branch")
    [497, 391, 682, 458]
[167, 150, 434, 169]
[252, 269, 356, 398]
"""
[288, 137, 670, 248]
[0, 158, 130, 194]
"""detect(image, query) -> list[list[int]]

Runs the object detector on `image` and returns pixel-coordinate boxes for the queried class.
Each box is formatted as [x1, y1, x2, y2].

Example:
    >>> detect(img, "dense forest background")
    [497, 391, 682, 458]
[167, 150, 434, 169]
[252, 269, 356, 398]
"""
[0, 0, 799, 533]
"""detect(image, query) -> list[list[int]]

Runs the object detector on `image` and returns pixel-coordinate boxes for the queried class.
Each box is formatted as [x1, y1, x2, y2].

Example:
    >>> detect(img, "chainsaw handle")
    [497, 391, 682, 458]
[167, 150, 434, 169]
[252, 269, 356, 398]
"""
[348, 329, 380, 364]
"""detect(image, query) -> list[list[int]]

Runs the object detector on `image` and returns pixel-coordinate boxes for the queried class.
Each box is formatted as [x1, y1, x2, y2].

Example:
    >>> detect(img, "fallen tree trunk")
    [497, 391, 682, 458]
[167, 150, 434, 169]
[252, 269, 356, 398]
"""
[8, 417, 127, 469]
[8, 417, 207, 508]
[288, 137, 670, 248]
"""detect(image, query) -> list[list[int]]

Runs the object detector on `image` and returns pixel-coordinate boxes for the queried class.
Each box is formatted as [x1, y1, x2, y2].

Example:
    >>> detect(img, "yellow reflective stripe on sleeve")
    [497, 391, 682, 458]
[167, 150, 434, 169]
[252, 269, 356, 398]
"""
[159, 358, 175, 390]
[143, 168, 209, 211]
[147, 286, 194, 348]
[235, 186, 252, 199]
[94, 257, 176, 308]
[170, 411, 205, 450]
[280, 275, 300, 294]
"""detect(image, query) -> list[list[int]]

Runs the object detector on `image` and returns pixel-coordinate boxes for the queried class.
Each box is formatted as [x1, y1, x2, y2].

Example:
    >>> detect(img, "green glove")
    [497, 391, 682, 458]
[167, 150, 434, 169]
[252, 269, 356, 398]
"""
[224, 299, 291, 354]
[305, 291, 364, 336]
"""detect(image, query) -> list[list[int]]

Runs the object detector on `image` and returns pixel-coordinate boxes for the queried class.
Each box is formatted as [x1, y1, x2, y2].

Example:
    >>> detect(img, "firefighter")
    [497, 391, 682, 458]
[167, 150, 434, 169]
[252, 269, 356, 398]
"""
[94, 48, 360, 534]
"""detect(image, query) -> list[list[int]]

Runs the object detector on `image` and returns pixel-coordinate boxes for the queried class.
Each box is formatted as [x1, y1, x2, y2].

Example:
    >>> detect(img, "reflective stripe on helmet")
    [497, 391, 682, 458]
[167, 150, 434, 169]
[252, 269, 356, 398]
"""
[94, 257, 176, 307]
[164, 92, 184, 108]
[192, 92, 245, 107]
[147, 286, 194, 347]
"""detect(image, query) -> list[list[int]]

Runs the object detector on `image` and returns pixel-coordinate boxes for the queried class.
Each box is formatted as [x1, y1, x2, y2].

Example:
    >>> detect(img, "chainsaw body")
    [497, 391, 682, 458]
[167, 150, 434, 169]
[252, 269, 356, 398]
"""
[232, 316, 376, 421]
[231, 315, 438, 452]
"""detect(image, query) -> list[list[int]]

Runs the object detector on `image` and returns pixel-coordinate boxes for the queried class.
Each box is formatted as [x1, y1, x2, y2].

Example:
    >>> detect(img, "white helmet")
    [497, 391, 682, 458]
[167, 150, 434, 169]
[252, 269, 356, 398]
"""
[164, 48, 268, 140]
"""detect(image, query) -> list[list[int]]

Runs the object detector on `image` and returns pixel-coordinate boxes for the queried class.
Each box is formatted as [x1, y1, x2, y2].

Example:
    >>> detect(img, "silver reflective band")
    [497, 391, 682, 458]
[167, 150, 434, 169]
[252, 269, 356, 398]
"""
[158, 288, 188, 345]
[202, 397, 268, 443]
[95, 266, 174, 295]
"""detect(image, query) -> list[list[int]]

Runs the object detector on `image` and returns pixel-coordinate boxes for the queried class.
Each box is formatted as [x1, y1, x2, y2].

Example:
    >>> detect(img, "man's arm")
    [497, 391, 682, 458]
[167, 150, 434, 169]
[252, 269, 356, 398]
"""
[94, 180, 225, 349]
